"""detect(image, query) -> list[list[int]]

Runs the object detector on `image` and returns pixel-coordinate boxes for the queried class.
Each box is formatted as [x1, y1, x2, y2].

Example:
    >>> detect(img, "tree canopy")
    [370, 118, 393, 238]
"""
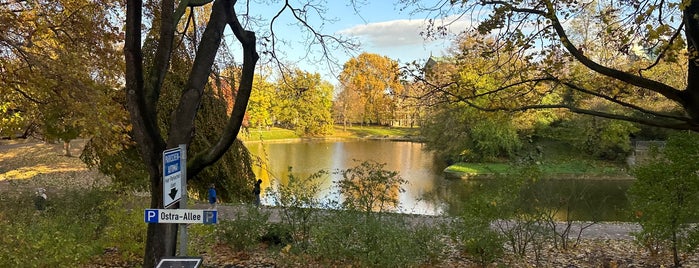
[273, 69, 334, 135]
[402, 0, 699, 131]
[0, 0, 124, 144]
[338, 52, 403, 126]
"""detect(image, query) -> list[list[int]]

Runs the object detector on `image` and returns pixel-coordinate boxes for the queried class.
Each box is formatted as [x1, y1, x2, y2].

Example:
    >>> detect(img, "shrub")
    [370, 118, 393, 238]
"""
[335, 160, 407, 214]
[215, 205, 270, 251]
[628, 131, 699, 267]
[265, 168, 327, 250]
[451, 218, 505, 266]
[310, 211, 445, 267]
[0, 188, 146, 267]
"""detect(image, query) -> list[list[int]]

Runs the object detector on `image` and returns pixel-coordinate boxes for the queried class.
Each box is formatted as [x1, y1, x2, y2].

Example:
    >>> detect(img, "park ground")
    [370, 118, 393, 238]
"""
[1, 133, 699, 267]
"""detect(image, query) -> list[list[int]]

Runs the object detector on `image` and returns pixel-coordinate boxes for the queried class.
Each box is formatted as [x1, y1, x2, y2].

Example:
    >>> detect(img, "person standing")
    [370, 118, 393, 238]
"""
[253, 179, 262, 207]
[208, 184, 218, 209]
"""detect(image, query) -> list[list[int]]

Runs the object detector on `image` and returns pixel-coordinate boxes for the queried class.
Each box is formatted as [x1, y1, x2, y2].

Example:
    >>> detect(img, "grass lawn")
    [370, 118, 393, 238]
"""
[239, 127, 300, 141]
[445, 160, 629, 178]
[337, 125, 419, 137]
[241, 125, 420, 142]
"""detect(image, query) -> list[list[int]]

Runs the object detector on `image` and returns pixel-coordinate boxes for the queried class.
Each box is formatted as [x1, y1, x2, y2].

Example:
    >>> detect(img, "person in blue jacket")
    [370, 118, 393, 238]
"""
[208, 184, 218, 209]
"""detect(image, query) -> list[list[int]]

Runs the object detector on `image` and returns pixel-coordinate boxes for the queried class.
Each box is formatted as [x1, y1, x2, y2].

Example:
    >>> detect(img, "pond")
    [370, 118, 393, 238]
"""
[246, 139, 634, 221]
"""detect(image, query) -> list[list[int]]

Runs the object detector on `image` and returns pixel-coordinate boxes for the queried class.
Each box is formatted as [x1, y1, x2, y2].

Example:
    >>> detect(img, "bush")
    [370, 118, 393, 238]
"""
[265, 168, 327, 249]
[0, 188, 146, 267]
[335, 160, 407, 214]
[628, 131, 699, 267]
[215, 205, 270, 251]
[451, 218, 505, 266]
[310, 211, 445, 267]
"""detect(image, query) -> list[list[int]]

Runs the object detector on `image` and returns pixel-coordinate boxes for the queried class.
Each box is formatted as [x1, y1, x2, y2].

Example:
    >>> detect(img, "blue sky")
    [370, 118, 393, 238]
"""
[229, 0, 467, 84]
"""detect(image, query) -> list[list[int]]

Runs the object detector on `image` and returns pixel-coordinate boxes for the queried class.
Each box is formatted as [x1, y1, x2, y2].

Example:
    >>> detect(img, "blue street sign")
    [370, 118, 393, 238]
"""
[163, 148, 183, 208]
[144, 209, 217, 224]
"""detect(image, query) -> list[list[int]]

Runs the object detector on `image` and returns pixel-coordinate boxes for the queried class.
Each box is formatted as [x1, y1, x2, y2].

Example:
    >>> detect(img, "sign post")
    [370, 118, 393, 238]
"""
[178, 144, 188, 256]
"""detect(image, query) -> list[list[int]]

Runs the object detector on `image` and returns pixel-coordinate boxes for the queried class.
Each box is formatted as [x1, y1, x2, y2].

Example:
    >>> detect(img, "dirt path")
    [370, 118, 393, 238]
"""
[0, 138, 109, 196]
[193, 203, 641, 240]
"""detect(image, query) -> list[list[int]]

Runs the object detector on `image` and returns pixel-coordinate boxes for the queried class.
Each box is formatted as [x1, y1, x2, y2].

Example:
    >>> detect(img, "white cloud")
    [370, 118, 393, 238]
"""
[337, 16, 471, 49]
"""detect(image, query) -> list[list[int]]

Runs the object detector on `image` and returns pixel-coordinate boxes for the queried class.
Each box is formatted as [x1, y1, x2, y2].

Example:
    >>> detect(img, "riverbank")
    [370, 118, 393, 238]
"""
[239, 125, 421, 143]
[3, 139, 698, 267]
[197, 203, 641, 240]
[443, 146, 632, 180]
[242, 126, 635, 180]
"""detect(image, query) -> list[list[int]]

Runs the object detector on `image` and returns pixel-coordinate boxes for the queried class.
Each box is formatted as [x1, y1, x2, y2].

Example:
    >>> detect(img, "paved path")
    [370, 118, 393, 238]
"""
[194, 203, 641, 240]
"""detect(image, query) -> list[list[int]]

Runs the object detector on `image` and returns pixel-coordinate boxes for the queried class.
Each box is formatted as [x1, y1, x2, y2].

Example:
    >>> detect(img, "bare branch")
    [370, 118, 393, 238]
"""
[542, 0, 684, 105]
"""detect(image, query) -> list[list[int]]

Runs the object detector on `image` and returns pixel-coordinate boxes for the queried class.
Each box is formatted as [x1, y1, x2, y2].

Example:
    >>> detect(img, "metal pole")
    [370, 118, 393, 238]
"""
[178, 144, 188, 256]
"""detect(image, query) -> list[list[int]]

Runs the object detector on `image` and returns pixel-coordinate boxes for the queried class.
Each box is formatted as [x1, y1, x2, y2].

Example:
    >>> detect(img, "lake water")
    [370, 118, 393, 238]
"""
[246, 139, 634, 221]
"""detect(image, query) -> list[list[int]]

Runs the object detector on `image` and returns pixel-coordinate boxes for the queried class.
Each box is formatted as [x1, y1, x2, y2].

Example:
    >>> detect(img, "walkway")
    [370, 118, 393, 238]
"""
[193, 203, 641, 240]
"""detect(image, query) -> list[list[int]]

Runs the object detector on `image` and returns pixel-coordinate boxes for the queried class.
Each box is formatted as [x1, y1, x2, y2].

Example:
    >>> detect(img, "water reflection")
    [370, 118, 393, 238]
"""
[247, 140, 446, 215]
[245, 140, 633, 221]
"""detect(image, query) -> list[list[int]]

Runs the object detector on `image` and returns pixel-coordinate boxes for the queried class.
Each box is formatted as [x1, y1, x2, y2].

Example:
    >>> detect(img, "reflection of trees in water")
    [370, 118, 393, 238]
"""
[336, 160, 407, 213]
[430, 176, 632, 221]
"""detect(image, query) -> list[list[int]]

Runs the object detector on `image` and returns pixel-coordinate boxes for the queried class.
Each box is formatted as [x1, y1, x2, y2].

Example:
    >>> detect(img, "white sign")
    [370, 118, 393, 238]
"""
[156, 257, 202, 268]
[144, 209, 218, 224]
[163, 147, 182, 208]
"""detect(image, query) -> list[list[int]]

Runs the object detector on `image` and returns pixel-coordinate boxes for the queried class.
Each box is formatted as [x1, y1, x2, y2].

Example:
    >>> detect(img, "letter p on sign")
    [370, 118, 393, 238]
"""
[145, 209, 159, 223]
[203, 211, 217, 224]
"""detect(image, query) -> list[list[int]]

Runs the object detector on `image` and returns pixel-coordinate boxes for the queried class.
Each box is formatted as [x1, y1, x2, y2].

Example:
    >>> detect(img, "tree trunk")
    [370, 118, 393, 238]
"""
[144, 218, 178, 267]
[683, 0, 699, 124]
[125, 0, 258, 265]
[63, 140, 71, 157]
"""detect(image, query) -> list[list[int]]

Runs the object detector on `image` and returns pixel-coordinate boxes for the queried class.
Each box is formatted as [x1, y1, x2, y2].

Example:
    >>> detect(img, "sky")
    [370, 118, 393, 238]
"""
[230, 0, 468, 84]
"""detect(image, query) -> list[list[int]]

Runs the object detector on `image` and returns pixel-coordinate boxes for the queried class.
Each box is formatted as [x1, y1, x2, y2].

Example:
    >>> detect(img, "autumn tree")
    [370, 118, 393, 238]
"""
[338, 52, 403, 126]
[0, 0, 124, 155]
[273, 69, 334, 135]
[333, 84, 363, 128]
[246, 73, 276, 131]
[401, 0, 699, 132]
[124, 0, 355, 266]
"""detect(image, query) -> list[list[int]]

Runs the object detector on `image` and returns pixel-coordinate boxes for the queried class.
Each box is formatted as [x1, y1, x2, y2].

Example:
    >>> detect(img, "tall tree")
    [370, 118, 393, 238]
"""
[124, 0, 355, 266]
[333, 84, 363, 129]
[402, 0, 699, 131]
[0, 0, 123, 150]
[125, 0, 259, 265]
[338, 52, 403, 125]
[246, 73, 275, 131]
[274, 69, 334, 135]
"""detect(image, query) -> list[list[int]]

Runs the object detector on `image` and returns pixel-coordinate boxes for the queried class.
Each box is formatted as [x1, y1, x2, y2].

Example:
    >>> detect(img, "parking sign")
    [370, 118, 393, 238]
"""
[144, 209, 217, 224]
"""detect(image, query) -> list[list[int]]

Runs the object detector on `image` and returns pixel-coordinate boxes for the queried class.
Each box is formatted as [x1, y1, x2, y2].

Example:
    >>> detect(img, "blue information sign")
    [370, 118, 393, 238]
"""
[163, 148, 182, 208]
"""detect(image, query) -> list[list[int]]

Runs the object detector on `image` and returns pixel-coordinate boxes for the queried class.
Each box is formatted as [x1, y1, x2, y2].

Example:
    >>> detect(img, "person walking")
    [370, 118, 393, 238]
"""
[253, 179, 262, 207]
[208, 184, 218, 209]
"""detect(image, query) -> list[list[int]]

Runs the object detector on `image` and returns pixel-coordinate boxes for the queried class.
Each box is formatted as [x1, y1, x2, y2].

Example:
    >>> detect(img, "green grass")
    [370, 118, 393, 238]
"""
[336, 125, 419, 138]
[241, 127, 300, 141]
[241, 126, 419, 141]
[445, 163, 511, 174]
[446, 160, 628, 177]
